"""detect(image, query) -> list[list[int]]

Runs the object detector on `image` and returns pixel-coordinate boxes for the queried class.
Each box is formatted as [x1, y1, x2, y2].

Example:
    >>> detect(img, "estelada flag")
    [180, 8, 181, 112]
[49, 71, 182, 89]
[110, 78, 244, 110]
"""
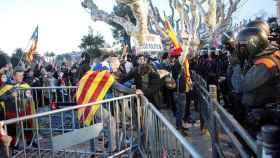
[76, 70, 115, 126]
[26, 26, 38, 64]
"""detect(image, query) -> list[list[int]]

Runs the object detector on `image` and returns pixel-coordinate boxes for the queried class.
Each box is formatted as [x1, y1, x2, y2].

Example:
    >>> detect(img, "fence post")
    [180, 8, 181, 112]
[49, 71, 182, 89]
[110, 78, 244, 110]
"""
[257, 133, 263, 158]
[260, 125, 280, 158]
[209, 85, 219, 158]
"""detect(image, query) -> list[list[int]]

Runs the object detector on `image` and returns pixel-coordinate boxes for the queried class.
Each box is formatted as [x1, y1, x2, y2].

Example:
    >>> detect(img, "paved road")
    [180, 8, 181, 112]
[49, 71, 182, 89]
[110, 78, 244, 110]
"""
[160, 109, 212, 158]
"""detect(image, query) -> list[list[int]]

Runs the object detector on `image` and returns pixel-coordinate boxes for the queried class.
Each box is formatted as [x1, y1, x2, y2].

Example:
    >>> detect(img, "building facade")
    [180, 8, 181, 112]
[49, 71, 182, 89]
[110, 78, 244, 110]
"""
[276, 0, 280, 23]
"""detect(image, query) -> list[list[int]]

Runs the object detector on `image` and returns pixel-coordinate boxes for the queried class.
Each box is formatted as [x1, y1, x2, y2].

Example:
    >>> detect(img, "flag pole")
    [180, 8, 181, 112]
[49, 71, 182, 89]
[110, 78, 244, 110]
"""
[16, 25, 38, 67]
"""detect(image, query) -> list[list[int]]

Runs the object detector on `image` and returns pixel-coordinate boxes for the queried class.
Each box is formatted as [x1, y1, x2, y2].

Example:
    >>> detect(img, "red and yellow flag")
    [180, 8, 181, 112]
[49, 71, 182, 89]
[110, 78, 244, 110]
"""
[164, 16, 182, 54]
[76, 70, 115, 126]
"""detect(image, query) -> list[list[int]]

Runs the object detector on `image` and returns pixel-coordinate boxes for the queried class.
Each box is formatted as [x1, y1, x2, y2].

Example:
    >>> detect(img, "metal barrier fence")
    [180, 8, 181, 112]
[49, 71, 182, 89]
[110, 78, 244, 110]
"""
[1, 86, 203, 158]
[138, 97, 203, 158]
[4, 95, 137, 158]
[191, 71, 258, 158]
[16, 86, 77, 112]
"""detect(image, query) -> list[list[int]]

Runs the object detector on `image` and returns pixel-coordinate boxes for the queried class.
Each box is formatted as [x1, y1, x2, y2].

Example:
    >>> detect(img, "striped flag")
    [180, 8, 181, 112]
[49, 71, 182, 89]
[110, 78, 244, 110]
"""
[179, 42, 191, 85]
[76, 70, 115, 126]
[178, 45, 188, 66]
[26, 26, 38, 64]
[164, 16, 182, 54]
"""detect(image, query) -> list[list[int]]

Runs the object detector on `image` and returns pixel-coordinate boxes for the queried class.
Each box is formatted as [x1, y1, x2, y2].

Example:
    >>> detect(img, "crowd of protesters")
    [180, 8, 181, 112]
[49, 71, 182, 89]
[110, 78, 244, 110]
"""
[1, 17, 280, 157]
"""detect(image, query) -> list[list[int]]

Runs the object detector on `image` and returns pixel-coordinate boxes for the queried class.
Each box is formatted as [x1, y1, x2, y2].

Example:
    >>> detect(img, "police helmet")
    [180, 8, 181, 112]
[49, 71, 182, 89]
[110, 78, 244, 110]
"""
[267, 17, 279, 32]
[236, 27, 269, 58]
[221, 31, 235, 46]
[246, 20, 270, 36]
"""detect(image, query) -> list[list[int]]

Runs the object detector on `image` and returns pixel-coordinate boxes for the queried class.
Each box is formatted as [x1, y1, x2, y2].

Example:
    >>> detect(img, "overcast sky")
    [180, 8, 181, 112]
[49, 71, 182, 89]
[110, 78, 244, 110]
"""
[0, 0, 277, 55]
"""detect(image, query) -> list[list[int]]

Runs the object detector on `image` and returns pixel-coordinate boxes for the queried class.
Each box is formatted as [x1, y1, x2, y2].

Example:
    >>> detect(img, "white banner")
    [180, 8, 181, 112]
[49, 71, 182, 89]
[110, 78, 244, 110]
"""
[135, 34, 163, 53]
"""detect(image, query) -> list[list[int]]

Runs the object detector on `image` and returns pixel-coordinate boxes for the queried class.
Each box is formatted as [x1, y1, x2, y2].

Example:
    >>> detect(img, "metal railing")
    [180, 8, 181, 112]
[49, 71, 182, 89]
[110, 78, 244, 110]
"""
[139, 97, 203, 158]
[16, 86, 77, 112]
[3, 94, 137, 158]
[191, 71, 258, 158]
[1, 86, 203, 158]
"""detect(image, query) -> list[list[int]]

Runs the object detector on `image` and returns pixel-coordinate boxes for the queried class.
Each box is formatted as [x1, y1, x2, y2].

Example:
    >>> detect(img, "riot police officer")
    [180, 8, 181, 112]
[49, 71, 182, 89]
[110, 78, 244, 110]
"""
[246, 20, 271, 36]
[221, 31, 236, 55]
[267, 17, 280, 47]
[236, 27, 280, 137]
[247, 19, 279, 50]
[220, 31, 241, 115]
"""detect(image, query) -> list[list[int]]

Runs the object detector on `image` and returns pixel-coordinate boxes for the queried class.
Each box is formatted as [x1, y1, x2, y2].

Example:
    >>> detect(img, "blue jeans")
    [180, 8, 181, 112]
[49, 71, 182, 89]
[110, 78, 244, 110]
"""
[173, 92, 186, 129]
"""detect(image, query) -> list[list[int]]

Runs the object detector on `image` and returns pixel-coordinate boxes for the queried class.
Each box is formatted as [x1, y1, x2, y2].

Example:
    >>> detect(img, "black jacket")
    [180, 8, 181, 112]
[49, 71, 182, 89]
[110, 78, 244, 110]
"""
[171, 62, 186, 93]
[241, 51, 280, 109]
[120, 64, 161, 106]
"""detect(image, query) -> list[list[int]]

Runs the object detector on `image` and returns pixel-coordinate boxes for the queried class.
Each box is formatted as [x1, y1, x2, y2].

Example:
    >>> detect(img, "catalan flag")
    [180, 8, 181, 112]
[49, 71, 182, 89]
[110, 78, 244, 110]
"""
[26, 26, 38, 64]
[164, 16, 182, 55]
[76, 70, 115, 126]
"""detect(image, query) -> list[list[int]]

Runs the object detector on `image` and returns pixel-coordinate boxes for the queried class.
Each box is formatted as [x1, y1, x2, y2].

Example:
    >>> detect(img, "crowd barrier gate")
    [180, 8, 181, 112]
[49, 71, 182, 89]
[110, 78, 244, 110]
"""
[1, 86, 202, 158]
[191, 71, 260, 158]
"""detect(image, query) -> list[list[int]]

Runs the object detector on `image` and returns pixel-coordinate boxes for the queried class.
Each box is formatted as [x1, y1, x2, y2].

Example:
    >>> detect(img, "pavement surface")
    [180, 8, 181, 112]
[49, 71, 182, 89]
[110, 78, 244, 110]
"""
[160, 108, 212, 158]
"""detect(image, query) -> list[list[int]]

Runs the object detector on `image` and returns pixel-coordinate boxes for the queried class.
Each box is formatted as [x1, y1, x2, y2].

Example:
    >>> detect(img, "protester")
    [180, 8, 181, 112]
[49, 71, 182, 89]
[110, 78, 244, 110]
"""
[120, 54, 161, 107]
[1, 16, 280, 156]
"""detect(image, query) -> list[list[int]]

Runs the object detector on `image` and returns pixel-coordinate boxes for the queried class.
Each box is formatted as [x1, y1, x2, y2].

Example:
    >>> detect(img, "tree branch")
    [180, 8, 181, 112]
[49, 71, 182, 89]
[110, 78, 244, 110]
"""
[147, 0, 168, 38]
[195, 0, 207, 17]
[224, 0, 242, 25]
[168, 0, 175, 27]
[216, 0, 242, 34]
[147, 14, 157, 34]
[82, 0, 136, 35]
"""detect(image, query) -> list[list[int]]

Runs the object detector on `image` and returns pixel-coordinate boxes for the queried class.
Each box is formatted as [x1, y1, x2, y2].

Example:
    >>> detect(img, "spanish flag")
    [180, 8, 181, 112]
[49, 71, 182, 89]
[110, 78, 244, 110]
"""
[76, 70, 115, 126]
[164, 16, 182, 54]
[26, 26, 38, 64]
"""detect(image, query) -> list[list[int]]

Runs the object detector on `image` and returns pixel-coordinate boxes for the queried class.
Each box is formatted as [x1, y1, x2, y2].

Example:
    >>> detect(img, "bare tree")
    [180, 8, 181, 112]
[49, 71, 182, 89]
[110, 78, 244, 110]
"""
[81, 0, 244, 53]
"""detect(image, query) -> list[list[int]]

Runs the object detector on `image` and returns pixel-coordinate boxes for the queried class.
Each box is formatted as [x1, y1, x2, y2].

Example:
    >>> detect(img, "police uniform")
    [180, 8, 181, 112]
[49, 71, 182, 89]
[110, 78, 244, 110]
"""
[237, 27, 280, 137]
[241, 50, 280, 108]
